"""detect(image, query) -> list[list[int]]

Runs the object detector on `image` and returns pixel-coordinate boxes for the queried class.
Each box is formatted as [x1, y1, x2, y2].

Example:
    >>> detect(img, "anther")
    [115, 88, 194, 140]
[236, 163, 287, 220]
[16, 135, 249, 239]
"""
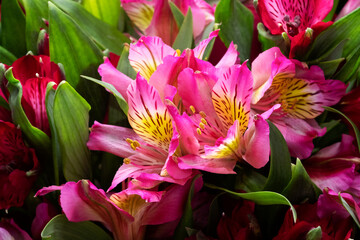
[201, 118, 207, 125]
[199, 122, 205, 130]
[200, 111, 206, 118]
[190, 105, 196, 114]
[126, 138, 133, 144]
[35, 73, 40, 78]
[176, 49, 181, 56]
[197, 128, 202, 135]
[124, 158, 131, 164]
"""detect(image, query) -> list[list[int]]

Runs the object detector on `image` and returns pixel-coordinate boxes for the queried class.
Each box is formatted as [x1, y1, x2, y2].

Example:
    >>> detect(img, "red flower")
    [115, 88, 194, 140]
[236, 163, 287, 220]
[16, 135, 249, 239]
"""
[1, 55, 63, 135]
[0, 120, 39, 210]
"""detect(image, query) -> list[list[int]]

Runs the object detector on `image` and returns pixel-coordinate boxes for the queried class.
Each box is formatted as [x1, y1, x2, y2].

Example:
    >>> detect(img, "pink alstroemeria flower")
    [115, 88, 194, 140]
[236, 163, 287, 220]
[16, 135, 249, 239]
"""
[170, 63, 279, 173]
[121, 0, 214, 45]
[36, 178, 202, 240]
[88, 74, 195, 190]
[251, 47, 346, 159]
[0, 219, 32, 240]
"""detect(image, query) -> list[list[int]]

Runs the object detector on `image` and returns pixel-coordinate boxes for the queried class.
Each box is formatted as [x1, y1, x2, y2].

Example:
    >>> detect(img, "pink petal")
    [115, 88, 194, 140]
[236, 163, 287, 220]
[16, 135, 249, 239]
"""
[178, 154, 237, 174]
[336, 0, 360, 20]
[215, 42, 239, 69]
[121, 0, 155, 32]
[242, 115, 270, 168]
[193, 30, 219, 59]
[251, 47, 284, 104]
[129, 36, 176, 80]
[98, 58, 133, 102]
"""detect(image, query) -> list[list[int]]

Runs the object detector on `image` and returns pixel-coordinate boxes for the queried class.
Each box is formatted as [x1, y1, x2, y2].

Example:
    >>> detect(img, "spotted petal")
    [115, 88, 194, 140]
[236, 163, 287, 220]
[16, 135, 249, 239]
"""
[127, 74, 173, 151]
[121, 0, 155, 32]
[212, 64, 253, 132]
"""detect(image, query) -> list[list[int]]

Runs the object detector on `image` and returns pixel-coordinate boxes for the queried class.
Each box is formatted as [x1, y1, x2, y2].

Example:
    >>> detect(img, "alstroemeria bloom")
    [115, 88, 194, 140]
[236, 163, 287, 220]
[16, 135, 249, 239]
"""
[303, 134, 360, 193]
[121, 0, 214, 45]
[257, 0, 333, 58]
[88, 74, 195, 190]
[171, 64, 279, 172]
[1, 55, 62, 135]
[36, 178, 202, 240]
[251, 47, 346, 158]
[0, 121, 39, 210]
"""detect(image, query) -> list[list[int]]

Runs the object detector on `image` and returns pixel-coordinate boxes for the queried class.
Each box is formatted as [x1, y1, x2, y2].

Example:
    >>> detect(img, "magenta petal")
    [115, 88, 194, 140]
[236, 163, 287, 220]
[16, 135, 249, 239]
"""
[31, 202, 58, 239]
[251, 47, 284, 104]
[87, 121, 139, 157]
[178, 154, 237, 174]
[0, 219, 32, 240]
[35, 185, 63, 197]
[243, 116, 270, 168]
[215, 42, 239, 69]
[98, 58, 133, 102]
[193, 30, 219, 59]
[143, 176, 203, 225]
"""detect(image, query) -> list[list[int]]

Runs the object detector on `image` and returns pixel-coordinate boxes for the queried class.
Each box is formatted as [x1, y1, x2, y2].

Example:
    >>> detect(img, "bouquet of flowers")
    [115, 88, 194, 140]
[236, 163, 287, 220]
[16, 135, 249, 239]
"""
[1, 0, 360, 239]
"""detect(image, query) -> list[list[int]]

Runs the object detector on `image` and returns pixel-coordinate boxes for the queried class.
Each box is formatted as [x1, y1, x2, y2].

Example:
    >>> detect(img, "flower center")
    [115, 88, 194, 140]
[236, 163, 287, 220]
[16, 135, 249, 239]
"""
[283, 15, 301, 37]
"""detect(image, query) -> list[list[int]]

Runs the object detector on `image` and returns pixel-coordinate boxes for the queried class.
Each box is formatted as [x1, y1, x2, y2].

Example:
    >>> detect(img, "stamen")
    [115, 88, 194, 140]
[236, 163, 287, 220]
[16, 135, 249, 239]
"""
[200, 111, 206, 118]
[199, 122, 205, 129]
[124, 158, 131, 164]
[160, 169, 169, 177]
[190, 105, 196, 114]
[201, 118, 208, 125]
[126, 138, 133, 144]
[35, 73, 40, 78]
[197, 128, 202, 135]
[130, 143, 138, 150]
[176, 49, 181, 56]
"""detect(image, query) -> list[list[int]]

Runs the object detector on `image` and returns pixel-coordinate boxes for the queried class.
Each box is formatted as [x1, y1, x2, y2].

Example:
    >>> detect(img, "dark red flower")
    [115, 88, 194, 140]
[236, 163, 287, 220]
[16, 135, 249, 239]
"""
[0, 120, 39, 210]
[1, 55, 63, 135]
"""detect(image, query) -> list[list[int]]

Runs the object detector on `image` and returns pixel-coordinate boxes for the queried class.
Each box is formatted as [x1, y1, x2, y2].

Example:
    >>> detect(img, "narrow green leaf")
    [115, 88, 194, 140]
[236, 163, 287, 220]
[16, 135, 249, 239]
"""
[22, 0, 49, 53]
[51, 0, 130, 55]
[1, 0, 27, 57]
[339, 194, 360, 229]
[81, 0, 120, 28]
[116, 44, 137, 79]
[306, 8, 360, 61]
[48, 1, 107, 121]
[81, 75, 129, 115]
[282, 159, 322, 204]
[45, 82, 62, 185]
[206, 183, 297, 222]
[334, 45, 360, 83]
[215, 0, 253, 61]
[306, 226, 322, 240]
[263, 121, 292, 193]
[41, 214, 112, 240]
[206, 193, 225, 236]
[169, 1, 185, 27]
[5, 68, 51, 153]
[174, 175, 202, 240]
[172, 8, 193, 52]
[53, 81, 92, 181]
[323, 0, 339, 22]
[317, 58, 345, 78]
[0, 95, 10, 110]
[0, 46, 17, 65]
[324, 106, 360, 152]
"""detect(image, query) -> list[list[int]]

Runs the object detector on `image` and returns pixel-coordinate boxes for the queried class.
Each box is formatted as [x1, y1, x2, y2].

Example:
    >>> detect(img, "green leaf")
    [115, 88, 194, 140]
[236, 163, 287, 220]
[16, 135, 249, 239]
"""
[45, 82, 62, 185]
[257, 22, 283, 51]
[339, 194, 360, 229]
[235, 167, 267, 192]
[116, 44, 137, 79]
[172, 8, 193, 51]
[263, 121, 292, 193]
[306, 8, 360, 61]
[51, 0, 130, 55]
[174, 174, 202, 240]
[317, 58, 345, 78]
[306, 226, 322, 240]
[22, 0, 49, 53]
[5, 68, 51, 153]
[215, 0, 253, 61]
[81, 75, 128, 115]
[282, 159, 322, 204]
[41, 214, 112, 240]
[206, 183, 297, 222]
[334, 45, 360, 83]
[52, 81, 92, 181]
[324, 106, 360, 152]
[206, 193, 225, 236]
[169, 1, 185, 28]
[0, 46, 17, 65]
[1, 0, 27, 57]
[48, 1, 107, 121]
[81, 0, 120, 28]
